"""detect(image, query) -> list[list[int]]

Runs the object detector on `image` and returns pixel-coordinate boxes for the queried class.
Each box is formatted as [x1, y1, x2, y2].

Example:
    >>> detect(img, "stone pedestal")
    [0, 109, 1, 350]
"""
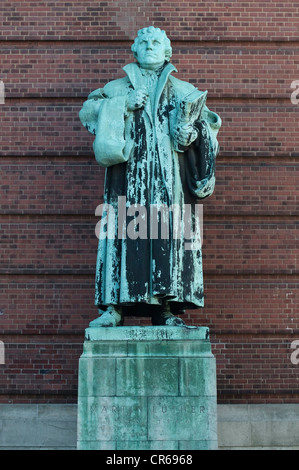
[77, 326, 217, 450]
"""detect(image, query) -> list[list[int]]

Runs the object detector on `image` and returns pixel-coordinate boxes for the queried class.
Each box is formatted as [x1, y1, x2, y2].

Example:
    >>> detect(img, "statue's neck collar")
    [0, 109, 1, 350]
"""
[123, 62, 177, 90]
[138, 62, 167, 76]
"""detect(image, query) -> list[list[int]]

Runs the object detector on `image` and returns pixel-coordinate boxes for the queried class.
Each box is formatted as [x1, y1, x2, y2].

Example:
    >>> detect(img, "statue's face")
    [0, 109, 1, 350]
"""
[134, 32, 166, 70]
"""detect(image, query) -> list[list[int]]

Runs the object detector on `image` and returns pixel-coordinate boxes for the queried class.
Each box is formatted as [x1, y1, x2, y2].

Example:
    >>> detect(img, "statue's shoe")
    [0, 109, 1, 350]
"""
[152, 311, 185, 326]
[89, 306, 123, 327]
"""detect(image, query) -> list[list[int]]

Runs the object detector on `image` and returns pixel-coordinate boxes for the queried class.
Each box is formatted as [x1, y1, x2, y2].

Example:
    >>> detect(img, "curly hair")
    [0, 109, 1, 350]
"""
[131, 26, 172, 62]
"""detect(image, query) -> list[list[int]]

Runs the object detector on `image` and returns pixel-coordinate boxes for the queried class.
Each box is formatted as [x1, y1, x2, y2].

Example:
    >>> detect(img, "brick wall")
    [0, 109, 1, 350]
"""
[0, 1, 298, 404]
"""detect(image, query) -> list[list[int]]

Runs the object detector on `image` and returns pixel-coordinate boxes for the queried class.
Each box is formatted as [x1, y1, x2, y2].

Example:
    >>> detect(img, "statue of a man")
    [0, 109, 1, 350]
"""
[79, 26, 221, 327]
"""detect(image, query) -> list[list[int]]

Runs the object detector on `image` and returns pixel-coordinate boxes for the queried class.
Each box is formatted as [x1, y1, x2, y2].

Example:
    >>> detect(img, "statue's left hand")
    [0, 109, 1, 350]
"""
[173, 123, 198, 147]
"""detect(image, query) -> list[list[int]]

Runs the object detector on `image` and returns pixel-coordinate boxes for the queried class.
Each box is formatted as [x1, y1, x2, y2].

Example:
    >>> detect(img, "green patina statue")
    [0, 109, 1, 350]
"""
[79, 26, 221, 327]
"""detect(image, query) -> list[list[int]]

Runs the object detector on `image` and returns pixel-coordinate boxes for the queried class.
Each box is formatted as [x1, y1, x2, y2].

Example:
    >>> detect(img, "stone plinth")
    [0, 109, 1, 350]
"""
[77, 326, 217, 450]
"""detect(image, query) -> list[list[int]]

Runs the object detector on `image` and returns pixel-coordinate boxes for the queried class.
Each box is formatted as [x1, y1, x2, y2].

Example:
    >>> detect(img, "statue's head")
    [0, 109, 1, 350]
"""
[131, 26, 172, 70]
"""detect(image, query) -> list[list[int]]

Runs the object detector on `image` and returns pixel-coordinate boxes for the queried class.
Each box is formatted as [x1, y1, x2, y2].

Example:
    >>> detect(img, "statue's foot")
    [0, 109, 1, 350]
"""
[89, 306, 123, 327]
[152, 311, 185, 326]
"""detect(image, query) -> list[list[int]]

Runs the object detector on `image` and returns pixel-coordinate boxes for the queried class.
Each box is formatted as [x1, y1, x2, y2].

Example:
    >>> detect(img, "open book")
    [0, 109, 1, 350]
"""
[177, 89, 208, 127]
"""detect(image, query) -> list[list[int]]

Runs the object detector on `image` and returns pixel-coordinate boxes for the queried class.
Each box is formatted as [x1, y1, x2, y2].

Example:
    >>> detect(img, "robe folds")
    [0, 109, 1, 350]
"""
[79, 62, 221, 315]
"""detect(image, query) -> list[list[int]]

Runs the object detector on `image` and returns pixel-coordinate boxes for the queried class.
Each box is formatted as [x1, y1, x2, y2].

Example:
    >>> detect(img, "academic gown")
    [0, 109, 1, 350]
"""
[79, 62, 221, 316]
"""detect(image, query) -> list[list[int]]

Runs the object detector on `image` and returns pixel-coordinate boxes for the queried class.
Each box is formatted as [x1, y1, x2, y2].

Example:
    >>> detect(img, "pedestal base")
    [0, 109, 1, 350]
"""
[77, 326, 217, 450]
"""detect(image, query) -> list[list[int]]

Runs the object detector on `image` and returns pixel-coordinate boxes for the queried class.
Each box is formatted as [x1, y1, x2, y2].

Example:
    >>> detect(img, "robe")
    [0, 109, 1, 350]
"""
[79, 62, 221, 316]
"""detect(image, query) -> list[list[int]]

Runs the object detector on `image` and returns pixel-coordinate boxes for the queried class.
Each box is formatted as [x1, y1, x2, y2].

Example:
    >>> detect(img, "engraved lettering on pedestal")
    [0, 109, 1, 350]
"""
[152, 402, 204, 416]
[90, 404, 98, 414]
[97, 401, 147, 441]
[149, 398, 209, 441]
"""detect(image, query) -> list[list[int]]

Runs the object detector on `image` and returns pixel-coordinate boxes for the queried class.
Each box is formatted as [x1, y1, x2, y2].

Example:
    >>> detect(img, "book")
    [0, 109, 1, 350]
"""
[177, 89, 208, 127]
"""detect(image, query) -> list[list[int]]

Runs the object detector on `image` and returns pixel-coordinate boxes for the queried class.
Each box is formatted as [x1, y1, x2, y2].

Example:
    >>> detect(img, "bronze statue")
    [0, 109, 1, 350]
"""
[79, 26, 221, 327]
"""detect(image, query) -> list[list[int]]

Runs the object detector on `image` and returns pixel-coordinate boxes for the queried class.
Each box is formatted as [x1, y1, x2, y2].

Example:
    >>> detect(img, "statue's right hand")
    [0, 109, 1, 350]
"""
[126, 88, 149, 111]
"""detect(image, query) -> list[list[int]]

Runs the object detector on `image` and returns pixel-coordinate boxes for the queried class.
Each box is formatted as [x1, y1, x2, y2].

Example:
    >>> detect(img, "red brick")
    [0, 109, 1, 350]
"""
[1, 0, 299, 404]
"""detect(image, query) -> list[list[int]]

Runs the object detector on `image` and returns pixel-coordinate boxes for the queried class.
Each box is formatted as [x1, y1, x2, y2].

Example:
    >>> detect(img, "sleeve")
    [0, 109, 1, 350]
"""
[92, 95, 129, 167]
[79, 88, 105, 136]
[184, 108, 221, 200]
[79, 88, 131, 168]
